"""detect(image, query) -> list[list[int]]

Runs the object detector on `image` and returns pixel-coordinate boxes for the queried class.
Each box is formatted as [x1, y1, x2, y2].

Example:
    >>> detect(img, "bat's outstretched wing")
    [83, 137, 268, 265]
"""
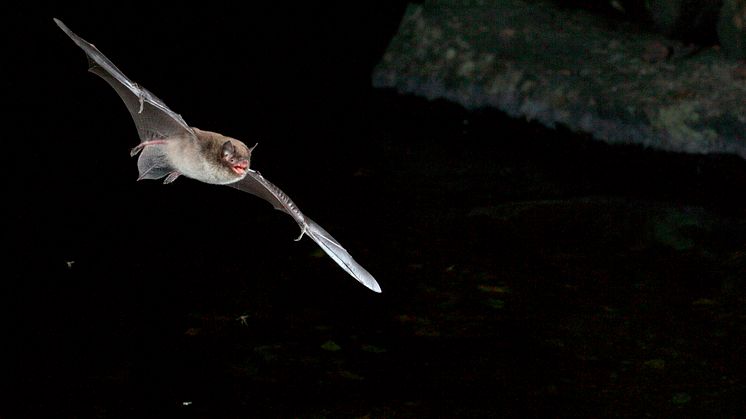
[54, 18, 195, 143]
[230, 170, 382, 293]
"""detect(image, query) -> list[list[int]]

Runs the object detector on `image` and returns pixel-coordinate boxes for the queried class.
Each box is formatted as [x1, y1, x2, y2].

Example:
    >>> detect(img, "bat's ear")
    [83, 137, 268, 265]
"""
[222, 141, 235, 158]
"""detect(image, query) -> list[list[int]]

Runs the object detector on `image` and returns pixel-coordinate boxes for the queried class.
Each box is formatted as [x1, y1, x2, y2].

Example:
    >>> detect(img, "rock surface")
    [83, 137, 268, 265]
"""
[373, 0, 746, 159]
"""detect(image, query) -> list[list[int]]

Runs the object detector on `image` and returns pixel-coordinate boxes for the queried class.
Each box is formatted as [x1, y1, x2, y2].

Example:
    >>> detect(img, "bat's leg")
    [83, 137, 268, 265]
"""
[130, 140, 168, 157]
[163, 171, 182, 184]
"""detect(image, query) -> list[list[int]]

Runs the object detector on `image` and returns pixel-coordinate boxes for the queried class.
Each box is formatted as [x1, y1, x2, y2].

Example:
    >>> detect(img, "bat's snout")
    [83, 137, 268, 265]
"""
[232, 159, 249, 176]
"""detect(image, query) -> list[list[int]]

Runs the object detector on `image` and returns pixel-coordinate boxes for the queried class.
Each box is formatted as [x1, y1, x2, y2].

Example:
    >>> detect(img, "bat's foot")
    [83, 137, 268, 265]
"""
[163, 171, 181, 184]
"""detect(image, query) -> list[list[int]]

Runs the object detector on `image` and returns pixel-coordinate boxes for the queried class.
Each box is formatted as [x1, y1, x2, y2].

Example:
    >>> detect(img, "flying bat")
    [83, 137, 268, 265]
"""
[54, 18, 381, 293]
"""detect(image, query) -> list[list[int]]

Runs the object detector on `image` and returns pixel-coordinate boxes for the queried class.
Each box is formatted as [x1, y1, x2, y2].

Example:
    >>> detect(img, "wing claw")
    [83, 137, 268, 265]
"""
[133, 83, 145, 113]
[295, 225, 307, 242]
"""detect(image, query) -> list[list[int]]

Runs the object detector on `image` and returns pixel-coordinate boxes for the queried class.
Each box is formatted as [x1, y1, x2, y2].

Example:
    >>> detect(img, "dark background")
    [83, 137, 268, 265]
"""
[4, 3, 746, 417]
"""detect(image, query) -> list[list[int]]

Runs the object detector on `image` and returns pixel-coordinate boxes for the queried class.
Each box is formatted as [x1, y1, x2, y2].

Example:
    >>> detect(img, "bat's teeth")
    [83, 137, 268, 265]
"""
[233, 161, 249, 175]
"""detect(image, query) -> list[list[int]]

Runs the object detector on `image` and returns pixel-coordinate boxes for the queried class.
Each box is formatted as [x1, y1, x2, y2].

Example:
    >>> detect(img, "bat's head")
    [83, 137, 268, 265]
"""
[221, 139, 254, 178]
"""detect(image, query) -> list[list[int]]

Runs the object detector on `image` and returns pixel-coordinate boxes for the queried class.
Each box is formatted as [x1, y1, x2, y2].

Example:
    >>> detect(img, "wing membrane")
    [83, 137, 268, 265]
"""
[231, 171, 381, 293]
[54, 18, 194, 142]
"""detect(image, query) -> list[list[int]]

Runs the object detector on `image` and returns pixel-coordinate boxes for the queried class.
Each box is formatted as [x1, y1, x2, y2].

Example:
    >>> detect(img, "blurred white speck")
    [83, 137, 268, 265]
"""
[237, 315, 249, 326]
[66, 261, 75, 269]
[182, 401, 192, 406]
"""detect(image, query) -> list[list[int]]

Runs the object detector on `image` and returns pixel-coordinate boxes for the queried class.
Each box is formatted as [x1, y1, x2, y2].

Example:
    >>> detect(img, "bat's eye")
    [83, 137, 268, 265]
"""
[222, 141, 235, 158]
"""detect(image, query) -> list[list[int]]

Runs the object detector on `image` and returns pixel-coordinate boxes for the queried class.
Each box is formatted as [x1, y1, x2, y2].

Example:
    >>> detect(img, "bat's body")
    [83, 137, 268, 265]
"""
[55, 18, 381, 293]
[137, 127, 253, 185]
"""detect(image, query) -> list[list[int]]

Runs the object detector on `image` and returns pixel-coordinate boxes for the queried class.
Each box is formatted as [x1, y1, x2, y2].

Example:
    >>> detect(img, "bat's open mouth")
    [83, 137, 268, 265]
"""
[232, 160, 249, 175]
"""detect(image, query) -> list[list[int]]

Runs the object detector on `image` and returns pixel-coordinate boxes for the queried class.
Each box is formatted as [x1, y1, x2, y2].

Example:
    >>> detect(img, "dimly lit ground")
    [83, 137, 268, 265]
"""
[4, 4, 746, 418]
